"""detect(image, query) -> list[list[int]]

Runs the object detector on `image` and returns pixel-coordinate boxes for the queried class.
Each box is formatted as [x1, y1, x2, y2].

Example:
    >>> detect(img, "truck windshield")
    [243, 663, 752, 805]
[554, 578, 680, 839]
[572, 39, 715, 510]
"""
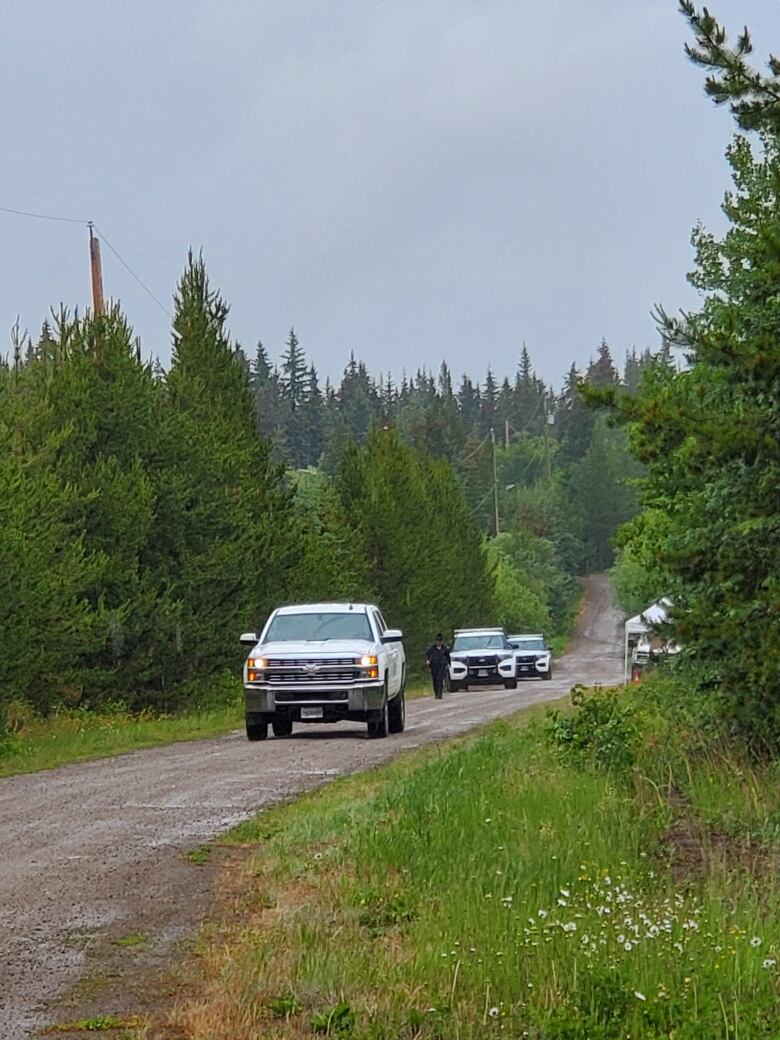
[452, 634, 505, 651]
[510, 637, 546, 651]
[265, 612, 373, 642]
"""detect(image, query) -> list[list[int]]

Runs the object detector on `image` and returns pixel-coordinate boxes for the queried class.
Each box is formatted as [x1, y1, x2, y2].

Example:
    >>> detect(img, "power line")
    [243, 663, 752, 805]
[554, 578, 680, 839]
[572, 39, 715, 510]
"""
[0, 204, 172, 320]
[92, 224, 172, 320]
[0, 204, 89, 225]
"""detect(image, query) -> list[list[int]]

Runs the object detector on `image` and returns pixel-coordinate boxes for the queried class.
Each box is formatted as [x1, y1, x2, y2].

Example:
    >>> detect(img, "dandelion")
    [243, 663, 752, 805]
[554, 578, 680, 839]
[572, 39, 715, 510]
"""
[751, 936, 763, 948]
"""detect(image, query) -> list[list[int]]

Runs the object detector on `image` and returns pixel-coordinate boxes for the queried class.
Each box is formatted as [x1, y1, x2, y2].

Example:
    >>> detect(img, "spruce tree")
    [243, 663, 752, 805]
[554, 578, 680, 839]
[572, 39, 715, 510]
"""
[164, 254, 295, 684]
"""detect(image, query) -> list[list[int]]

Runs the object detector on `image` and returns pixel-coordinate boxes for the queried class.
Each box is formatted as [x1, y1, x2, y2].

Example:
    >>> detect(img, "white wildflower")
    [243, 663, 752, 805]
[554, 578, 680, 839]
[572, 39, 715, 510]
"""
[538, 909, 548, 918]
[762, 958, 777, 970]
[488, 1007, 499, 1019]
[634, 991, 646, 1002]
[751, 937, 763, 948]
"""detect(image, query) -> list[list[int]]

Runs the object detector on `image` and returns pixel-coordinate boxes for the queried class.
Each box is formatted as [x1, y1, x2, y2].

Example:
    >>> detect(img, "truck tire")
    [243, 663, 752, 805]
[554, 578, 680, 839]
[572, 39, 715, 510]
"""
[246, 717, 268, 741]
[449, 681, 461, 693]
[544, 667, 552, 680]
[367, 697, 389, 739]
[388, 689, 405, 733]
[272, 717, 293, 737]
[504, 679, 518, 690]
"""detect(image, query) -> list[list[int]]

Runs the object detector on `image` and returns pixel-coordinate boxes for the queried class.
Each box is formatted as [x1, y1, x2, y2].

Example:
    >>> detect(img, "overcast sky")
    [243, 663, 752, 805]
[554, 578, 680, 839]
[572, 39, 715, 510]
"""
[2, 1, 777, 389]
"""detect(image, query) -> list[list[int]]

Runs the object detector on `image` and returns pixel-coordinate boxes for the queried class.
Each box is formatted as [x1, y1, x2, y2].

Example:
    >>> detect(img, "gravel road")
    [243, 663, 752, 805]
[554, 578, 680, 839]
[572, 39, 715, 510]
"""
[0, 574, 623, 1039]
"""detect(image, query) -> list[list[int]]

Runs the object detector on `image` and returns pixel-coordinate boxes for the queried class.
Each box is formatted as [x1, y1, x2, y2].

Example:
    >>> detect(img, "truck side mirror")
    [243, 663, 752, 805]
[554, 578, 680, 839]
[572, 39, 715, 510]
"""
[239, 632, 258, 646]
[381, 629, 403, 643]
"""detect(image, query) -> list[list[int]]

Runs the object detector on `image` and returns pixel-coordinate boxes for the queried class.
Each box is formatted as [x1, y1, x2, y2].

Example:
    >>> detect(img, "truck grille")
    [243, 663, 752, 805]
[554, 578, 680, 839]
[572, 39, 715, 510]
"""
[267, 670, 359, 684]
[267, 658, 354, 667]
[263, 658, 361, 685]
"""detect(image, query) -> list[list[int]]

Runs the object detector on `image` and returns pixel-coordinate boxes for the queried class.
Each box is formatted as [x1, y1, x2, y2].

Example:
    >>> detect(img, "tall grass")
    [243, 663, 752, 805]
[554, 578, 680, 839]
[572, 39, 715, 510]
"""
[156, 699, 780, 1040]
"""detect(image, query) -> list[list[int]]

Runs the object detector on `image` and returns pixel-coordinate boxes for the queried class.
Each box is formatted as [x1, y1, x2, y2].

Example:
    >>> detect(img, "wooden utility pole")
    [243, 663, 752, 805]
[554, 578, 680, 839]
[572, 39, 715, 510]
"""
[490, 427, 500, 536]
[543, 402, 553, 480]
[504, 417, 510, 448]
[88, 223, 104, 314]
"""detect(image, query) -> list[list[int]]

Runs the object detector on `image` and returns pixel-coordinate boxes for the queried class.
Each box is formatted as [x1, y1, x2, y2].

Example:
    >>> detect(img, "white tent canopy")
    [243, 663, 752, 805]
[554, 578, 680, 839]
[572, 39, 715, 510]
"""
[624, 598, 673, 681]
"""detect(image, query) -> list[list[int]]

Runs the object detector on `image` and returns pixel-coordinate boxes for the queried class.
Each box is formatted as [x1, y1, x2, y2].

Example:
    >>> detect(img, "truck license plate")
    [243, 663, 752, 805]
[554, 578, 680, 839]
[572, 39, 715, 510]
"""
[300, 707, 323, 719]
[478, 669, 488, 677]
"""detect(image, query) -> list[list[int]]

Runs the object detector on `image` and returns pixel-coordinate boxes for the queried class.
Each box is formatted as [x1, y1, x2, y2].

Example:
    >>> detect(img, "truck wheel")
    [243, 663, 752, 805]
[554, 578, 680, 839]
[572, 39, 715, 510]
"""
[449, 681, 461, 693]
[388, 689, 405, 734]
[544, 668, 552, 680]
[246, 717, 268, 741]
[504, 679, 518, 690]
[367, 697, 389, 739]
[272, 717, 293, 737]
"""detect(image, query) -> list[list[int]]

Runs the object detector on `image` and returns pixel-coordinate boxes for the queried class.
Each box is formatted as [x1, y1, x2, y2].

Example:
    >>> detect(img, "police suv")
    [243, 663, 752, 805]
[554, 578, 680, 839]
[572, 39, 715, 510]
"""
[448, 627, 517, 691]
[507, 633, 553, 680]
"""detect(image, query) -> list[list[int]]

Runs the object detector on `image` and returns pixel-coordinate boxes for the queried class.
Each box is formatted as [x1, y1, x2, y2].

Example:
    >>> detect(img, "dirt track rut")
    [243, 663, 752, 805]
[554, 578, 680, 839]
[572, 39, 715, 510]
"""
[0, 574, 623, 1039]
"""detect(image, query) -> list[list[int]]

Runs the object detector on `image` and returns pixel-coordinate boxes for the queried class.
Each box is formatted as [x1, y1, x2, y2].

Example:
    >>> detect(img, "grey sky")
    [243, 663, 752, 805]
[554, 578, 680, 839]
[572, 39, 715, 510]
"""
[2, 1, 777, 389]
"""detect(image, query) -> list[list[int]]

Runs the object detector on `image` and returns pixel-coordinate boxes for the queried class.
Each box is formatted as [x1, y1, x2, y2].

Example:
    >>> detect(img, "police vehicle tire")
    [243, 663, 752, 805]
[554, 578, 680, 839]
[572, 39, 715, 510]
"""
[504, 679, 518, 690]
[449, 682, 461, 693]
[272, 717, 293, 737]
[544, 667, 552, 680]
[388, 689, 405, 733]
[246, 718, 269, 741]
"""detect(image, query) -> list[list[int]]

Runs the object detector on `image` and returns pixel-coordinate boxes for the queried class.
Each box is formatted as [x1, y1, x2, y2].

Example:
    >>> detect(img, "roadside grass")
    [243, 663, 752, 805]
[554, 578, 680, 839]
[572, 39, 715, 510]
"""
[0, 684, 429, 778]
[149, 691, 780, 1040]
[0, 701, 243, 779]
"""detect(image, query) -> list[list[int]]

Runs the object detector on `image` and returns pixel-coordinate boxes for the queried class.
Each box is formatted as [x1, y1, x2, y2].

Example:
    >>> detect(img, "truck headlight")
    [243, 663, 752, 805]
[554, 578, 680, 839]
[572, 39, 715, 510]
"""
[248, 657, 267, 669]
[357, 654, 378, 667]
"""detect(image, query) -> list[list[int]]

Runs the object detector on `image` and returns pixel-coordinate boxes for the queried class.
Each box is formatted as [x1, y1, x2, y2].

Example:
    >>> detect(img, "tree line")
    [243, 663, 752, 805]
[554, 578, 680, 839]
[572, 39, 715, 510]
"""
[0, 250, 654, 734]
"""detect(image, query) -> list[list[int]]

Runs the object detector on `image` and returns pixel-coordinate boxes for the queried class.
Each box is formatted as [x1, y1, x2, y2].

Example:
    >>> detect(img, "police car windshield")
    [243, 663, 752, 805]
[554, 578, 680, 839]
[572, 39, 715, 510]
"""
[452, 634, 505, 651]
[510, 637, 546, 651]
[265, 612, 373, 642]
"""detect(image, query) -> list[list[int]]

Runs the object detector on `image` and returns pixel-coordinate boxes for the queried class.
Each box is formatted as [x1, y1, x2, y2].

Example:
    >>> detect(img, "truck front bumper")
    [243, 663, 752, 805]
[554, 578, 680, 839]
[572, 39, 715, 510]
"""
[245, 681, 385, 716]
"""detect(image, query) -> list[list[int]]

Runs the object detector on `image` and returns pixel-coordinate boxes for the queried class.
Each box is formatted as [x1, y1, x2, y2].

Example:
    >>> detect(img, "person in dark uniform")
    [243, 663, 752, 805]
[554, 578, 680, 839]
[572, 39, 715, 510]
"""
[425, 633, 451, 699]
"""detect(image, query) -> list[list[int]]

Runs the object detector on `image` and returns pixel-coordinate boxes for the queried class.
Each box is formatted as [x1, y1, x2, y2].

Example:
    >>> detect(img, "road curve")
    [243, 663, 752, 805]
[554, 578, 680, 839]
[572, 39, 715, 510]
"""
[0, 575, 623, 1039]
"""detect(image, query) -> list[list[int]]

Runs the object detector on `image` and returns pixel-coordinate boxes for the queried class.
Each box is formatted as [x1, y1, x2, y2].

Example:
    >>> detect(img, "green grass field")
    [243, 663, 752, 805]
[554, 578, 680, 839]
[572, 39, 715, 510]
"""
[151, 689, 780, 1040]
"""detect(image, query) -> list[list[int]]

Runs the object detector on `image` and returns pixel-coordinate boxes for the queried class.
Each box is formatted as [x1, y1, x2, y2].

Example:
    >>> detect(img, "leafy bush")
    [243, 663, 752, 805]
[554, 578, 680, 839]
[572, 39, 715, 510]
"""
[546, 685, 642, 772]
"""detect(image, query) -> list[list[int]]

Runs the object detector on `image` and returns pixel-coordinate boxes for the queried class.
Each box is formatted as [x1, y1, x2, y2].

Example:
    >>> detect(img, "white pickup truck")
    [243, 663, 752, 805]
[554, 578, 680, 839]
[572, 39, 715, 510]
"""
[240, 602, 406, 741]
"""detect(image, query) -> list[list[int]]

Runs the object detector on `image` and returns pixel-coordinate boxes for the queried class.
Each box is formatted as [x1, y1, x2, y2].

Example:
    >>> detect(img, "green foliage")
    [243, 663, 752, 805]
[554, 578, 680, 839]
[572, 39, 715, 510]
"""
[611, 87, 780, 741]
[310, 1000, 355, 1036]
[268, 994, 302, 1018]
[336, 428, 496, 667]
[567, 417, 640, 571]
[286, 470, 373, 604]
[610, 509, 675, 616]
[546, 685, 643, 773]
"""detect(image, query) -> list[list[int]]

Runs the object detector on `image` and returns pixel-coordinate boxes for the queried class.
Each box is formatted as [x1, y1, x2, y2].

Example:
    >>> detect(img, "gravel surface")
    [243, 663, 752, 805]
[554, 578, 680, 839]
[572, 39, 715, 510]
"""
[0, 574, 623, 1039]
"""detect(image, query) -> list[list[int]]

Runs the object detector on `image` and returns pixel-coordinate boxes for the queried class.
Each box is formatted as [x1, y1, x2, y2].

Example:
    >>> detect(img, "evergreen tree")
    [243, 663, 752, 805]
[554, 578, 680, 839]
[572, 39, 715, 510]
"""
[164, 254, 296, 685]
[586, 340, 620, 388]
